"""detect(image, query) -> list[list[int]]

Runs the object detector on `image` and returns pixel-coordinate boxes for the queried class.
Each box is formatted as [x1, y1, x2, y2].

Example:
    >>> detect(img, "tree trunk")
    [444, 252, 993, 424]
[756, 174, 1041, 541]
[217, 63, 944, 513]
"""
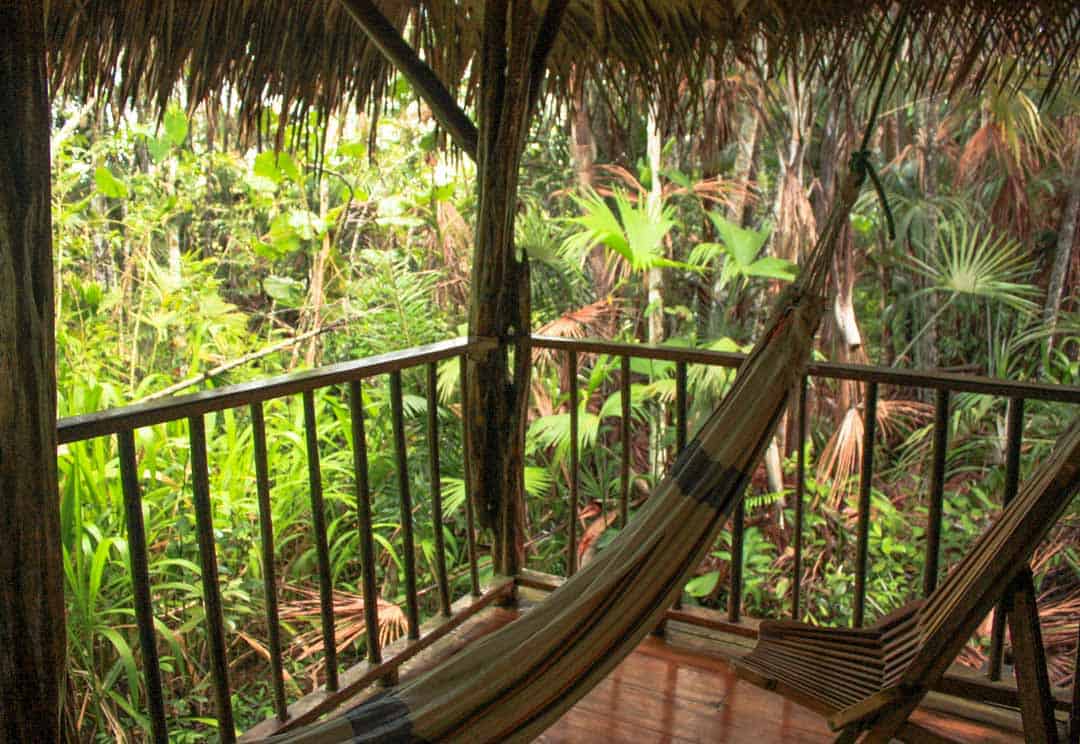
[916, 100, 940, 374]
[1044, 148, 1080, 352]
[0, 3, 65, 740]
[468, 0, 566, 575]
[569, 69, 595, 189]
[645, 107, 664, 348]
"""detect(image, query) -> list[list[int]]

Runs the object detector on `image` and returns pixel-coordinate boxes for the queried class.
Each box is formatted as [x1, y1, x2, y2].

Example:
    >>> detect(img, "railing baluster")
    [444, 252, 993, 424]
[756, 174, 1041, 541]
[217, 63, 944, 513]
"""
[390, 372, 421, 639]
[674, 362, 687, 611]
[792, 376, 807, 621]
[853, 381, 878, 628]
[249, 404, 287, 721]
[459, 355, 480, 596]
[568, 350, 580, 577]
[1071, 620, 1079, 743]
[989, 396, 1024, 681]
[117, 430, 169, 744]
[728, 498, 745, 623]
[675, 362, 687, 452]
[924, 389, 950, 597]
[428, 363, 452, 617]
[302, 391, 339, 691]
[620, 355, 631, 529]
[347, 382, 383, 666]
[187, 415, 236, 742]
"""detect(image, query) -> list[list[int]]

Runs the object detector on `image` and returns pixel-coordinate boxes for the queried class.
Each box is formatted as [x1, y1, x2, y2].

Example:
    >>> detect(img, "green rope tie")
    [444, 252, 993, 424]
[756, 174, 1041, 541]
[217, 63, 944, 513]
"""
[850, 149, 896, 241]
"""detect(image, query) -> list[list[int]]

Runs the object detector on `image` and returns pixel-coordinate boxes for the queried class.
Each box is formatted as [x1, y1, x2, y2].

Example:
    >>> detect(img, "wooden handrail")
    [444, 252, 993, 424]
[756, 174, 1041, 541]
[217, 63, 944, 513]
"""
[58, 337, 495, 444]
[530, 335, 1080, 403]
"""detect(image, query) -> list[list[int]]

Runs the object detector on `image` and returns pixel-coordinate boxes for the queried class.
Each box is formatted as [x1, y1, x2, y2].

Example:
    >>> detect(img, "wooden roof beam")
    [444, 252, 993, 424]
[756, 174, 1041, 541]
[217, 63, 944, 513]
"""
[339, 0, 479, 161]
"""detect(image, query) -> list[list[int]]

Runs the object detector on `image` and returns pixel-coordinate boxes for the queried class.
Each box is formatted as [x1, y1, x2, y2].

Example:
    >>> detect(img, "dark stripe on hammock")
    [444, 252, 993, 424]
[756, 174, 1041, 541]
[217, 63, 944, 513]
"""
[671, 438, 736, 509]
[346, 692, 425, 743]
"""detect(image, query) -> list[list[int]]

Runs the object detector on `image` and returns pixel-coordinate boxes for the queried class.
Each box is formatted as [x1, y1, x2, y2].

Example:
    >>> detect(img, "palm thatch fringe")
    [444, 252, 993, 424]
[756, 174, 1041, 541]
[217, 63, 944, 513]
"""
[48, 1, 1080, 145]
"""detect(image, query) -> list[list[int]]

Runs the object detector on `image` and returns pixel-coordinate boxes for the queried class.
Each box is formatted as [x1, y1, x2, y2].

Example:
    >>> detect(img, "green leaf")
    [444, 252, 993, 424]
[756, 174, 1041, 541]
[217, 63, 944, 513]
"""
[708, 212, 770, 267]
[253, 151, 300, 184]
[263, 275, 305, 307]
[163, 106, 188, 146]
[94, 166, 128, 199]
[684, 571, 720, 597]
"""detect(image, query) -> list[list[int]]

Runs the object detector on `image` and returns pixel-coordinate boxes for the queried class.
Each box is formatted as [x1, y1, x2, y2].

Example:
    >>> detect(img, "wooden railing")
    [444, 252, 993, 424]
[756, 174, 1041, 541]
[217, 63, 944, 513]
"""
[530, 334, 1080, 711]
[59, 337, 503, 743]
[58, 334, 1080, 739]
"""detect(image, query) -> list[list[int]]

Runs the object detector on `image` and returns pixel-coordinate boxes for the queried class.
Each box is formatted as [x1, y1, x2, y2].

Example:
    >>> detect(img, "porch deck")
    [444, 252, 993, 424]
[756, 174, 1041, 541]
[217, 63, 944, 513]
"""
[344, 583, 1031, 743]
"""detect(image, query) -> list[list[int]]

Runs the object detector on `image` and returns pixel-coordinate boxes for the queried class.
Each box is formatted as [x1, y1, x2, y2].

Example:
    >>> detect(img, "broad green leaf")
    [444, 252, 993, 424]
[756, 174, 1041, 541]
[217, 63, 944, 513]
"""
[94, 166, 128, 199]
[163, 106, 188, 146]
[684, 571, 720, 597]
[263, 275, 305, 307]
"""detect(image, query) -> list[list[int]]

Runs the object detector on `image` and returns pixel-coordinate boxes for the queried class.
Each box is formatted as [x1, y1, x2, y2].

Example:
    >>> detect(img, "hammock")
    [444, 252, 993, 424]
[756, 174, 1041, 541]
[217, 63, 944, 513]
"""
[265, 173, 860, 744]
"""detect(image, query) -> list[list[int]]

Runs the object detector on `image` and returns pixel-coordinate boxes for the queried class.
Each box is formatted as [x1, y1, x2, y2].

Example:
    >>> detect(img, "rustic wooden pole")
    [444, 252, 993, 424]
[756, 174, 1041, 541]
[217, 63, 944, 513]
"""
[337, 0, 478, 159]
[467, 0, 568, 576]
[0, 3, 66, 740]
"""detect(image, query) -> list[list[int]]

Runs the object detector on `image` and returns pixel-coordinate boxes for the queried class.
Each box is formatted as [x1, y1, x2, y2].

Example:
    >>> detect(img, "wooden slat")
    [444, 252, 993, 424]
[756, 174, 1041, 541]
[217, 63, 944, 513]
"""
[620, 354, 631, 529]
[853, 382, 878, 628]
[60, 337, 493, 444]
[459, 355, 481, 597]
[924, 389, 949, 597]
[348, 382, 383, 666]
[1070, 619, 1079, 744]
[728, 498, 745, 623]
[1007, 570, 1058, 743]
[792, 376, 807, 620]
[674, 361, 687, 612]
[427, 363, 452, 617]
[188, 415, 237, 742]
[568, 350, 579, 577]
[302, 390, 339, 690]
[390, 371, 421, 639]
[117, 430, 169, 743]
[990, 397, 1025, 681]
[250, 404, 288, 721]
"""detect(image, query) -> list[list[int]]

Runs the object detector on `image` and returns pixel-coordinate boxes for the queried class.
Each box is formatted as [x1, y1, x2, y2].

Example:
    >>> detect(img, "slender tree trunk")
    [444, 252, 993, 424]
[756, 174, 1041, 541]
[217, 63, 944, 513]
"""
[1044, 148, 1080, 352]
[728, 103, 759, 227]
[569, 69, 595, 189]
[916, 100, 940, 373]
[0, 3, 65, 740]
[710, 101, 759, 336]
[646, 107, 664, 347]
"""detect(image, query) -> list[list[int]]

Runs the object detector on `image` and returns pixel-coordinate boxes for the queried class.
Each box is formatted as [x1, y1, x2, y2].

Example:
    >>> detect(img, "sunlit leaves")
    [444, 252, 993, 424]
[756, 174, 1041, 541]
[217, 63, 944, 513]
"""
[908, 218, 1039, 313]
[93, 165, 128, 199]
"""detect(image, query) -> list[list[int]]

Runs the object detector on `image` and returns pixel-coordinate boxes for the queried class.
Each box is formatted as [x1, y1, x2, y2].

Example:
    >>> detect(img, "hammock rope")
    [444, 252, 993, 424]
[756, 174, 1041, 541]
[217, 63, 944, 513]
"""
[267, 20, 909, 743]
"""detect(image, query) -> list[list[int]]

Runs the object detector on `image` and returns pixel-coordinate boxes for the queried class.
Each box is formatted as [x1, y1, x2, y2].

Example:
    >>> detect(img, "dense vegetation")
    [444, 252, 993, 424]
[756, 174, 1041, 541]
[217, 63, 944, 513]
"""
[55, 70, 1078, 740]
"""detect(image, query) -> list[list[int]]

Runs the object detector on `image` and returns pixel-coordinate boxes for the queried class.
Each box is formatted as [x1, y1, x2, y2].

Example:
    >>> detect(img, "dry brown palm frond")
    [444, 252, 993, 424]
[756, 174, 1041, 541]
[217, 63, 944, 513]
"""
[816, 405, 864, 507]
[532, 298, 621, 368]
[875, 398, 933, 441]
[816, 396, 930, 505]
[279, 583, 407, 672]
[589, 163, 752, 214]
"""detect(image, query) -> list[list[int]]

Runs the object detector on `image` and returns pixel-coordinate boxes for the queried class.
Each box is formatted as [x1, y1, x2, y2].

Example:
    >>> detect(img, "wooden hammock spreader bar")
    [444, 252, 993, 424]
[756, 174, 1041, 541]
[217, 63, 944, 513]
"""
[735, 417, 1080, 744]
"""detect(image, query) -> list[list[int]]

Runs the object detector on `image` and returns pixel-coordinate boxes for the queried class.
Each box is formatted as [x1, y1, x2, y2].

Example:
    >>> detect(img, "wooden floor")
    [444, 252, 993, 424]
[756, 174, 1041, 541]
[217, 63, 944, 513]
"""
[536, 633, 1022, 743]
[347, 590, 1027, 744]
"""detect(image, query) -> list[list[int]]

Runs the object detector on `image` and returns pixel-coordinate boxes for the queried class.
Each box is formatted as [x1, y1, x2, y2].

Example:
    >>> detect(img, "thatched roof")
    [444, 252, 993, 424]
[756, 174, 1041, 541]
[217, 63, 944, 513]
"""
[49, 1, 1079, 136]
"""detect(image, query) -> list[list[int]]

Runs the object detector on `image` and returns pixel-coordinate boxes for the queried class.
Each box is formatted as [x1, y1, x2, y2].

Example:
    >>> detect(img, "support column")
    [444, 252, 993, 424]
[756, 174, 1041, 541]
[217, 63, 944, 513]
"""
[469, 0, 566, 575]
[0, 3, 65, 741]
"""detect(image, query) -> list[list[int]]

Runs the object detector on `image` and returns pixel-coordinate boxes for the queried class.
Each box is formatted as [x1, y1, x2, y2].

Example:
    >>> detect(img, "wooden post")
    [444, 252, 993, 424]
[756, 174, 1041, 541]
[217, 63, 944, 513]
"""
[340, 0, 568, 578]
[467, 0, 567, 576]
[0, 4, 66, 740]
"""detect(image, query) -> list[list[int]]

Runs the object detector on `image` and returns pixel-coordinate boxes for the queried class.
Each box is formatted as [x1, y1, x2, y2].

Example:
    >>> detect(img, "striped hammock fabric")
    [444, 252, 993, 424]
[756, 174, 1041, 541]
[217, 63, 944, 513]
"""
[267, 175, 861, 744]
